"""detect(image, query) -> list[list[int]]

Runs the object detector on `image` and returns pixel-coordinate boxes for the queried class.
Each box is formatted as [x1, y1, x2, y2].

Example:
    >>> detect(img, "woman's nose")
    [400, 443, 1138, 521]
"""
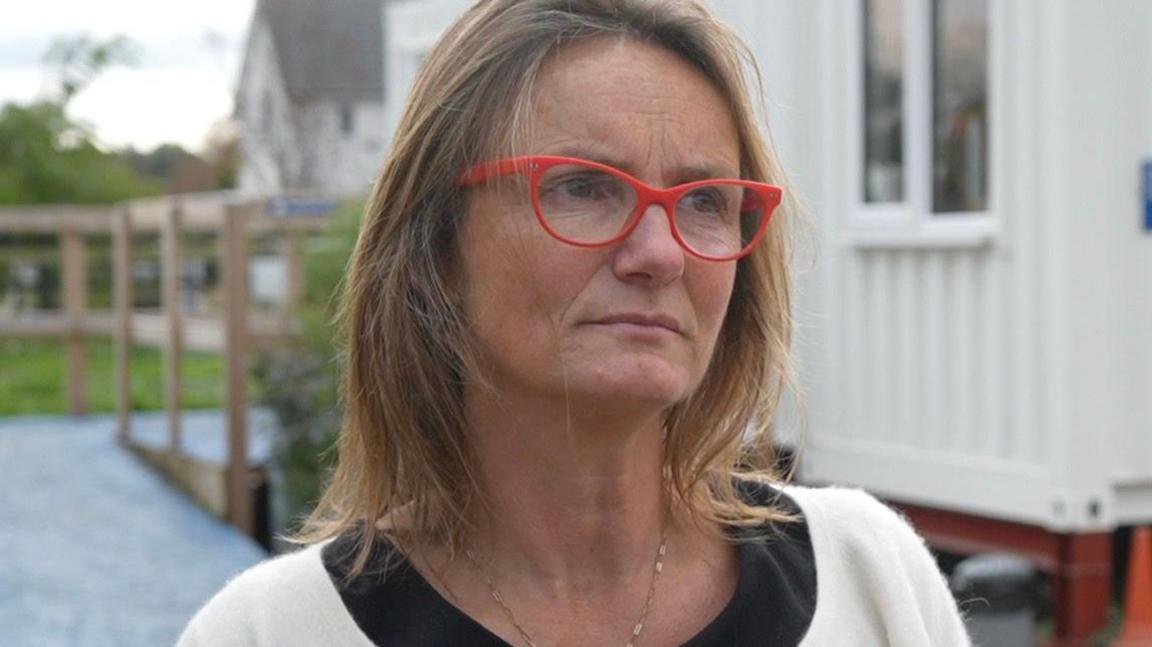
[611, 203, 685, 285]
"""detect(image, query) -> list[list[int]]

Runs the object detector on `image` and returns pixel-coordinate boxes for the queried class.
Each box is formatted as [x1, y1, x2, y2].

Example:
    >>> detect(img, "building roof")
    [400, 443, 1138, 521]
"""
[256, 0, 384, 103]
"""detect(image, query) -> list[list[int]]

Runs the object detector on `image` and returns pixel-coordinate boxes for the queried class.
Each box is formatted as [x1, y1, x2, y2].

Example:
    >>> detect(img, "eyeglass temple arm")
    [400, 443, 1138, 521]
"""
[457, 157, 535, 185]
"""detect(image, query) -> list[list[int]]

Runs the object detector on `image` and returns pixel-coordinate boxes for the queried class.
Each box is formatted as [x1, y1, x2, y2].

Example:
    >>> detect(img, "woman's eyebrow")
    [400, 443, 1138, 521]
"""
[540, 146, 739, 182]
[676, 163, 740, 182]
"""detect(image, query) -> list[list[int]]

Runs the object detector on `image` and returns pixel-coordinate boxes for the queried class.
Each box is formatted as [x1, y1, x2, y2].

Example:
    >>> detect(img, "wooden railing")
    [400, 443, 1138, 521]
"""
[0, 191, 332, 538]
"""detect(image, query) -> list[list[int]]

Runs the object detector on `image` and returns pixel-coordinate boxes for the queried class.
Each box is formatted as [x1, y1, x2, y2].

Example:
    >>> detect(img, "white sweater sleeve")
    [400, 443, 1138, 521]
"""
[175, 542, 374, 647]
[789, 486, 972, 647]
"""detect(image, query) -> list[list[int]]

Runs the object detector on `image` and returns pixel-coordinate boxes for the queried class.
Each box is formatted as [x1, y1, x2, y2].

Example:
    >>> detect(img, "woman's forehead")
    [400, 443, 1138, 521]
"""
[518, 38, 741, 177]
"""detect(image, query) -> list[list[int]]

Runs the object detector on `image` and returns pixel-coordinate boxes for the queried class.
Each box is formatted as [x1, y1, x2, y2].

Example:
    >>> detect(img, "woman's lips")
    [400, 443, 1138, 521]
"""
[590, 313, 683, 335]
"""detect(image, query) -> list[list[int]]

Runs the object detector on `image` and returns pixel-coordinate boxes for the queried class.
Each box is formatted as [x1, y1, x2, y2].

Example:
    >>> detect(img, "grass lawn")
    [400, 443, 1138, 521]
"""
[0, 337, 261, 415]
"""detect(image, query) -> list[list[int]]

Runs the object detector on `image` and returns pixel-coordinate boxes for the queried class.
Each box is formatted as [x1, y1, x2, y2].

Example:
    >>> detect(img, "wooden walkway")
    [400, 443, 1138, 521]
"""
[1, 195, 329, 539]
[0, 411, 272, 647]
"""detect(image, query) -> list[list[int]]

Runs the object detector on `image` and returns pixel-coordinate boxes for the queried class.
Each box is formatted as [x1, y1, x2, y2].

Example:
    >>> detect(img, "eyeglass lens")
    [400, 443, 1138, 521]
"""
[536, 162, 766, 258]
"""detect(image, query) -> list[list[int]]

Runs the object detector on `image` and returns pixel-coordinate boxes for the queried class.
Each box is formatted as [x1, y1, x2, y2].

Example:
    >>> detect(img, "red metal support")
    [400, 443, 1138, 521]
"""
[1051, 533, 1112, 644]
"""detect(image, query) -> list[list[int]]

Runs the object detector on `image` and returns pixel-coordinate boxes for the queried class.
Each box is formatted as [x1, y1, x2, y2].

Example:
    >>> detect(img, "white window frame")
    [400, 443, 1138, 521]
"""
[846, 0, 1000, 249]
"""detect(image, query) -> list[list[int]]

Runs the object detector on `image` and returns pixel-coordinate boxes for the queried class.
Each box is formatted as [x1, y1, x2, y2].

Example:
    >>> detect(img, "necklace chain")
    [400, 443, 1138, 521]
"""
[464, 523, 669, 647]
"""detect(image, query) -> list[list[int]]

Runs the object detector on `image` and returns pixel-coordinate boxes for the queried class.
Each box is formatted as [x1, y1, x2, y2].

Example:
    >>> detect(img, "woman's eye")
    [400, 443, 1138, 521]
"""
[687, 188, 726, 214]
[563, 177, 597, 197]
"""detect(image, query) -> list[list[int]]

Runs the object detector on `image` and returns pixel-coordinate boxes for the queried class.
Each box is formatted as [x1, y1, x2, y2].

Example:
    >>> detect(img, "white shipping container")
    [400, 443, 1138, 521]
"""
[382, 0, 1151, 528]
[378, 3, 1152, 637]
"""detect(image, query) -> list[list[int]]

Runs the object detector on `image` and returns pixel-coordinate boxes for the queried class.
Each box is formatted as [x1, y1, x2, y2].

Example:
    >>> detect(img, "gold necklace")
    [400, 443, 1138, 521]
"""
[464, 523, 669, 647]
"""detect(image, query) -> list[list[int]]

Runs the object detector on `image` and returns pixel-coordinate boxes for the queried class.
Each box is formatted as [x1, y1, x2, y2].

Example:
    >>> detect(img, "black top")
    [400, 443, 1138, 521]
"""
[322, 481, 817, 646]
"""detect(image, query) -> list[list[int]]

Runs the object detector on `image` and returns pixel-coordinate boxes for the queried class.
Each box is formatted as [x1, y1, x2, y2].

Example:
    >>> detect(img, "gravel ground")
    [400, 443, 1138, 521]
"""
[0, 411, 270, 647]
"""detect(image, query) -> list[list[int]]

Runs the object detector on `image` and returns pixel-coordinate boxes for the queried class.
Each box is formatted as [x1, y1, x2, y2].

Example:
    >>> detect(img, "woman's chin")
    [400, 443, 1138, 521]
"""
[560, 358, 698, 411]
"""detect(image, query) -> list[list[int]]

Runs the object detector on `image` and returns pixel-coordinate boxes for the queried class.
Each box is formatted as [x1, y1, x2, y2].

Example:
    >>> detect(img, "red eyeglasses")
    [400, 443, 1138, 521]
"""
[458, 155, 782, 261]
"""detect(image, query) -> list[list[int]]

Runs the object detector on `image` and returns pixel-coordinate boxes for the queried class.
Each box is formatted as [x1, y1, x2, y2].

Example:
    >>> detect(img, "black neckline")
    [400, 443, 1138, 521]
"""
[323, 482, 815, 646]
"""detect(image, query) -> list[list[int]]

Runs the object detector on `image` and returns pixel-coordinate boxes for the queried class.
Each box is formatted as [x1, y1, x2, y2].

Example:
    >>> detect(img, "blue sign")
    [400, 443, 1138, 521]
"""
[267, 197, 336, 218]
[1145, 160, 1152, 232]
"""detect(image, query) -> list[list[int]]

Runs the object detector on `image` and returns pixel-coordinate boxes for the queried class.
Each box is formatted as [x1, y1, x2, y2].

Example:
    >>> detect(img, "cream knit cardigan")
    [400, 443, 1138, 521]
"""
[178, 485, 973, 646]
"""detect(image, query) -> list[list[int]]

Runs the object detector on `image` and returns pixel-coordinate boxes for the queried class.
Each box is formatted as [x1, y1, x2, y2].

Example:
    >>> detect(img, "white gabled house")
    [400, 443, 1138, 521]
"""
[380, 0, 1152, 641]
[235, 0, 388, 197]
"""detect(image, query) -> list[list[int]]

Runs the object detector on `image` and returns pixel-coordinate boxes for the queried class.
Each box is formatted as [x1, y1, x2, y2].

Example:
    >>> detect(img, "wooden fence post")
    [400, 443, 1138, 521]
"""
[161, 200, 183, 451]
[113, 207, 134, 443]
[221, 202, 253, 536]
[61, 226, 88, 416]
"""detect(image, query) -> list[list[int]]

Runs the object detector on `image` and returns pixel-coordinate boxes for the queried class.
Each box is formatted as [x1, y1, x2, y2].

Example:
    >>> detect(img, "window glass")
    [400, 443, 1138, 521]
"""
[340, 103, 355, 136]
[863, 0, 905, 203]
[261, 91, 274, 137]
[932, 0, 988, 212]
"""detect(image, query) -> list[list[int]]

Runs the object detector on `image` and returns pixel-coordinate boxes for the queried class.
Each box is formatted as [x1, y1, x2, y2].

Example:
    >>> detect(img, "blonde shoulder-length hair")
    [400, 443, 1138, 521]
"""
[296, 0, 808, 579]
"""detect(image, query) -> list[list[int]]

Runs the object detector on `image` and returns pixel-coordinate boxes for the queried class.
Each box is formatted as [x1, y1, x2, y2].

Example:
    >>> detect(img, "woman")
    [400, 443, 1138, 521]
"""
[180, 0, 971, 645]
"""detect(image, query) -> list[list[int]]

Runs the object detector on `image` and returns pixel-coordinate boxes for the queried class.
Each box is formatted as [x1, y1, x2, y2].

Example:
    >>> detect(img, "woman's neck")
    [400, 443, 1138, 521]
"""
[463, 388, 670, 591]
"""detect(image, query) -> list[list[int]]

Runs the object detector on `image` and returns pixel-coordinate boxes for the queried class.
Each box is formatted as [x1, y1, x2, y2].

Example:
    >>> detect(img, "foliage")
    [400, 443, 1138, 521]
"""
[0, 101, 162, 204]
[200, 118, 239, 190]
[0, 337, 255, 415]
[120, 118, 239, 193]
[253, 199, 364, 534]
[43, 34, 138, 104]
[0, 34, 163, 204]
[0, 34, 241, 204]
[123, 144, 197, 181]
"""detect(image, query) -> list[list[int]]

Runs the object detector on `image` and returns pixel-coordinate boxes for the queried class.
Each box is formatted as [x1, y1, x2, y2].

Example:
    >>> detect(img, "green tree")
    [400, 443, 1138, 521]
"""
[0, 35, 161, 204]
[0, 101, 161, 204]
[43, 34, 138, 104]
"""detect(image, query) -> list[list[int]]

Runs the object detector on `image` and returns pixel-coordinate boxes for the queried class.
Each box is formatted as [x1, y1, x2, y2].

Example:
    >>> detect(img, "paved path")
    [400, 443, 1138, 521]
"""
[0, 411, 272, 647]
[128, 407, 276, 464]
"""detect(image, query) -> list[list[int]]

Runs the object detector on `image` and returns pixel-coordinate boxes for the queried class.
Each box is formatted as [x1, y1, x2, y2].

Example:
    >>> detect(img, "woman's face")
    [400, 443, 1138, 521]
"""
[458, 38, 741, 412]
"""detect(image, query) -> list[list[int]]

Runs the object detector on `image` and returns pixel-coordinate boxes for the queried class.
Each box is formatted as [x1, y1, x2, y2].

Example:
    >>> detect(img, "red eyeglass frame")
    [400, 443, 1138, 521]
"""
[457, 155, 783, 262]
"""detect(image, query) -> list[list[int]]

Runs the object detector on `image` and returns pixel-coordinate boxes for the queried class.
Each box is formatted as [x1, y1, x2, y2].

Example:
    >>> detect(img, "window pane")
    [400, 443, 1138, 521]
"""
[932, 0, 988, 212]
[863, 0, 905, 203]
[340, 103, 356, 135]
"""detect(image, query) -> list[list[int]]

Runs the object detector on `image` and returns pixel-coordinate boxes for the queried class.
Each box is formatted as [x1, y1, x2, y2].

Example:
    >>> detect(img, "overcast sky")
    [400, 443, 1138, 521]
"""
[0, 0, 256, 152]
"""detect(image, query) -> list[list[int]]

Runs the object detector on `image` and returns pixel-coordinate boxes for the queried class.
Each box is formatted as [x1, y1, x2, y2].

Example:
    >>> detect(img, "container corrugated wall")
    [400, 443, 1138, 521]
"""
[710, 0, 1152, 532]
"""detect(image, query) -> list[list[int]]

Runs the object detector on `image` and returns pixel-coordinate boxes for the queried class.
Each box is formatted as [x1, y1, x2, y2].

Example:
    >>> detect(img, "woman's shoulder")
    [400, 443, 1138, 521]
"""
[732, 478, 918, 545]
[780, 484, 973, 646]
[176, 540, 365, 646]
[782, 483, 910, 529]
[780, 484, 941, 560]
[224, 542, 324, 594]
[780, 484, 940, 580]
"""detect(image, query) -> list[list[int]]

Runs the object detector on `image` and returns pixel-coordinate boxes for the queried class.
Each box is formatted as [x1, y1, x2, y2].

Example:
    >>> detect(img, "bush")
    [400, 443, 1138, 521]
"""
[255, 199, 363, 540]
